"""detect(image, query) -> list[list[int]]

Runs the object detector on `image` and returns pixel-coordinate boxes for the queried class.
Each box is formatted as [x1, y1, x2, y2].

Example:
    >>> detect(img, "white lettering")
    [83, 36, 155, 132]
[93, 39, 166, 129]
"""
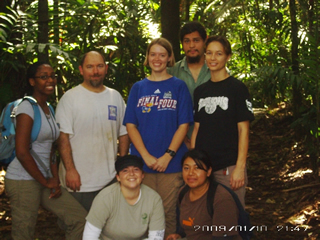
[198, 97, 229, 114]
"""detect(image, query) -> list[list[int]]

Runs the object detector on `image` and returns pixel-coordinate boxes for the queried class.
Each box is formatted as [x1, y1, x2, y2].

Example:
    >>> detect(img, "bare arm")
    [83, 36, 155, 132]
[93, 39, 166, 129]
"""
[190, 122, 200, 149]
[153, 123, 189, 172]
[15, 114, 57, 189]
[126, 123, 157, 169]
[58, 132, 81, 191]
[118, 134, 129, 156]
[230, 120, 249, 190]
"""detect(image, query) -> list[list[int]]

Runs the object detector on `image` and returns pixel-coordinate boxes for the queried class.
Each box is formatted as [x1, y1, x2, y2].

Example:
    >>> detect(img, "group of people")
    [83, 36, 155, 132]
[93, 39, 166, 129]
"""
[4, 21, 254, 240]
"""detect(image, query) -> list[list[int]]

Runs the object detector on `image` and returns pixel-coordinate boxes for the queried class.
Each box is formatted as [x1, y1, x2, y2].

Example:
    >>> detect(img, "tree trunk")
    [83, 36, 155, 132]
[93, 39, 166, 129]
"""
[289, 0, 301, 119]
[185, 0, 190, 21]
[0, 0, 11, 13]
[161, 0, 181, 61]
[38, 0, 49, 62]
[308, 0, 319, 179]
[53, 0, 59, 45]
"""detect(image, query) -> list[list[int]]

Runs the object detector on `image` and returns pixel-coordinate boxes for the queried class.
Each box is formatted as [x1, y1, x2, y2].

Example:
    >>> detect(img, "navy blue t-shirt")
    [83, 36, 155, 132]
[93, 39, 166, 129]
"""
[124, 76, 194, 173]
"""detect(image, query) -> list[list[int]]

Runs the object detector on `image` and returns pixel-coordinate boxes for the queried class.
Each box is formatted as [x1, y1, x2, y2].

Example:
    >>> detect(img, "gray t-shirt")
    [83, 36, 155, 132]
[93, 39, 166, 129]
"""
[6, 100, 59, 180]
[86, 182, 165, 240]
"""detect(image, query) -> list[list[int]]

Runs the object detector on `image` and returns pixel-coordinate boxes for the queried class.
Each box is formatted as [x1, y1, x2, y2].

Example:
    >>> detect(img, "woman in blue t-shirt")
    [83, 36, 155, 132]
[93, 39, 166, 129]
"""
[123, 38, 193, 237]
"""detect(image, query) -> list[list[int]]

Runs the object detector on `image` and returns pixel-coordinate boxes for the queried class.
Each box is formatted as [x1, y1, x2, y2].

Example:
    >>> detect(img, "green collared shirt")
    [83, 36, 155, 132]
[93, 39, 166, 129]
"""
[168, 57, 211, 137]
[168, 56, 211, 102]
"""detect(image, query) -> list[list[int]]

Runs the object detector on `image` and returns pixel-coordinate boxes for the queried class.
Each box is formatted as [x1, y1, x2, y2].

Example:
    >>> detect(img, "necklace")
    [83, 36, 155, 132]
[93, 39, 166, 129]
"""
[40, 106, 57, 142]
[38, 106, 58, 165]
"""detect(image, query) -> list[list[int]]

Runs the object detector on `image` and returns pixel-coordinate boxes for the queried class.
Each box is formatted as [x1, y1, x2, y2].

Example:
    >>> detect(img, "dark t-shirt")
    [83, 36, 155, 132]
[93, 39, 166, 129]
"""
[193, 76, 255, 171]
[179, 185, 241, 239]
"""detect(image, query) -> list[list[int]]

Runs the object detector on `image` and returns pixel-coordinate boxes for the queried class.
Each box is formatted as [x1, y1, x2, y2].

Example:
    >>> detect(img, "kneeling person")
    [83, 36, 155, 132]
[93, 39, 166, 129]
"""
[167, 149, 242, 240]
[83, 155, 165, 240]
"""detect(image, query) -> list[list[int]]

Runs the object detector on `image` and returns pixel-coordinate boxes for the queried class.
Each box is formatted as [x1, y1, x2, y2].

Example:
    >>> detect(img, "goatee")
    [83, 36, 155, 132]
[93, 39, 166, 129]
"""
[187, 55, 201, 64]
[90, 79, 103, 87]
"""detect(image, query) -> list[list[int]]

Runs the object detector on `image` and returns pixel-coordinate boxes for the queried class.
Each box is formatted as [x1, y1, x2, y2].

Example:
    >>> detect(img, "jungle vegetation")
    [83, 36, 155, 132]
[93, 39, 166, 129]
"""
[0, 0, 319, 176]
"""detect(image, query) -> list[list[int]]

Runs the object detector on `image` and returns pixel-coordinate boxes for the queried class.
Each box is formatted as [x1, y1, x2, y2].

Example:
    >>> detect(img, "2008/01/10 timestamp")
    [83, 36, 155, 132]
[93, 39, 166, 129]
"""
[277, 225, 308, 232]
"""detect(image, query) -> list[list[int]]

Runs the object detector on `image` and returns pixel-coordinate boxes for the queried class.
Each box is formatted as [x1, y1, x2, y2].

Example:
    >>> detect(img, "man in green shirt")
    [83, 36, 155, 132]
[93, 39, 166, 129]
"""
[168, 22, 211, 148]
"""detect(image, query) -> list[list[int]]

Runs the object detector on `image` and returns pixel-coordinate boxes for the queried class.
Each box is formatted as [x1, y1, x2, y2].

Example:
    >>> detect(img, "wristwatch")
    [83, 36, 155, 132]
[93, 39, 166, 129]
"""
[166, 149, 176, 157]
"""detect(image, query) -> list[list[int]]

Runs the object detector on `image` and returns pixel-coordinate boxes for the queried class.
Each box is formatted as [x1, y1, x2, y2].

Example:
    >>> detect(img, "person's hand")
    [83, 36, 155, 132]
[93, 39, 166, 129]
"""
[166, 234, 181, 240]
[46, 177, 62, 199]
[142, 154, 157, 169]
[230, 166, 245, 190]
[66, 168, 81, 191]
[49, 186, 62, 199]
[152, 154, 171, 172]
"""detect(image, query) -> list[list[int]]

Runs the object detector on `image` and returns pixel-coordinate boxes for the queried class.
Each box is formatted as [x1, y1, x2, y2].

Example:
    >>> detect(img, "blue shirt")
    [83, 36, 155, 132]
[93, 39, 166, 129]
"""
[123, 77, 194, 173]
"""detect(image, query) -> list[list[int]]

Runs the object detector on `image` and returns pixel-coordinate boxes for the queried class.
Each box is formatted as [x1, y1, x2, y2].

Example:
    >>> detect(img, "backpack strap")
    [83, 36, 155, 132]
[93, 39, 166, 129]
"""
[176, 184, 190, 238]
[22, 96, 42, 142]
[22, 96, 55, 141]
[48, 104, 55, 118]
[217, 183, 253, 240]
[206, 181, 219, 217]
[21, 96, 53, 178]
[178, 184, 190, 205]
[218, 183, 244, 213]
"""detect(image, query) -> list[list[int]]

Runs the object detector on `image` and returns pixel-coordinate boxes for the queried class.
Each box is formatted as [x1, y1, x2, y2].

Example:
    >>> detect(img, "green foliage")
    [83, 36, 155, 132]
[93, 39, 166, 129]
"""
[0, 0, 319, 173]
[182, 0, 319, 174]
[52, 0, 156, 99]
[0, 0, 158, 106]
[0, 7, 29, 108]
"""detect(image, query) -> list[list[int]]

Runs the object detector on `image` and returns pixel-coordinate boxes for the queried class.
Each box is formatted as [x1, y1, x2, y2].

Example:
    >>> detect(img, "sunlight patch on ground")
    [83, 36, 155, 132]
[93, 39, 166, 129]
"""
[0, 210, 6, 220]
[286, 169, 313, 181]
[279, 167, 313, 182]
[287, 203, 319, 231]
[0, 168, 5, 182]
[0, 168, 6, 220]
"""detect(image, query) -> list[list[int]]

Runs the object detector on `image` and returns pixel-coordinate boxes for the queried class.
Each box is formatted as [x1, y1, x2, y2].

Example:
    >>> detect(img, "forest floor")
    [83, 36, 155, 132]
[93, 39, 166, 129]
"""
[0, 107, 319, 239]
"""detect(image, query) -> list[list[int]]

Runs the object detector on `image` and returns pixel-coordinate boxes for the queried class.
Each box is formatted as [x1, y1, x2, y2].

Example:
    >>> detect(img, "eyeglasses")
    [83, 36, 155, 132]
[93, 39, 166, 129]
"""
[34, 75, 58, 80]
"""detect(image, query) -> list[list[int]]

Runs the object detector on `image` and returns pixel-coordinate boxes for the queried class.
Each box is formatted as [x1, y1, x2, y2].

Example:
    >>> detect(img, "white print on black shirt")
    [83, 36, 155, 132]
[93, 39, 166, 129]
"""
[198, 97, 229, 114]
[246, 99, 254, 113]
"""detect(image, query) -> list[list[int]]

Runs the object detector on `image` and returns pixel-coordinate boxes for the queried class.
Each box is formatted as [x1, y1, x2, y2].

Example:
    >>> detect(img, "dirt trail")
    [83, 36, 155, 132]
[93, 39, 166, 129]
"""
[0, 108, 319, 239]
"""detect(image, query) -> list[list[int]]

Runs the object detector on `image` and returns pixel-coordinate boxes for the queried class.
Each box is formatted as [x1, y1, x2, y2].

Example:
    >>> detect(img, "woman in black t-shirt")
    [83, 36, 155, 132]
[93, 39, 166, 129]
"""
[191, 36, 254, 207]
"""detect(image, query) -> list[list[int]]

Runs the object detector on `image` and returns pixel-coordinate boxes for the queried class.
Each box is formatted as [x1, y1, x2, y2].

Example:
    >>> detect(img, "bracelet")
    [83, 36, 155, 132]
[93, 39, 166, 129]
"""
[166, 149, 176, 157]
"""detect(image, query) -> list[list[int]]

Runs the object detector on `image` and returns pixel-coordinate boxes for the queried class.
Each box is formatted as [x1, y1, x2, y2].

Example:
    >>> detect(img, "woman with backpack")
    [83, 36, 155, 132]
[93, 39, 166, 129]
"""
[166, 149, 242, 240]
[5, 61, 87, 240]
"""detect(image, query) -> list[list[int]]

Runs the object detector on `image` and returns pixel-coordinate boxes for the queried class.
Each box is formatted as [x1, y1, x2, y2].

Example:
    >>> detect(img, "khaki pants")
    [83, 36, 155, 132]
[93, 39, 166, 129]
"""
[213, 165, 247, 207]
[5, 178, 87, 240]
[69, 176, 117, 212]
[143, 172, 183, 238]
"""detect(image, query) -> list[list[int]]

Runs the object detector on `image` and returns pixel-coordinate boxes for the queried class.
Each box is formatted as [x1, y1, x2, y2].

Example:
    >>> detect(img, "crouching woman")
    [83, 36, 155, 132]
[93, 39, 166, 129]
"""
[83, 155, 165, 240]
[167, 149, 242, 240]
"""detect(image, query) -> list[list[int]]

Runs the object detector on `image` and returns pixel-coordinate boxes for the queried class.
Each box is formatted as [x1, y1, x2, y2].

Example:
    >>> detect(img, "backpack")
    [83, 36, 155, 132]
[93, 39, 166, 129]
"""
[178, 181, 253, 240]
[0, 96, 54, 165]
